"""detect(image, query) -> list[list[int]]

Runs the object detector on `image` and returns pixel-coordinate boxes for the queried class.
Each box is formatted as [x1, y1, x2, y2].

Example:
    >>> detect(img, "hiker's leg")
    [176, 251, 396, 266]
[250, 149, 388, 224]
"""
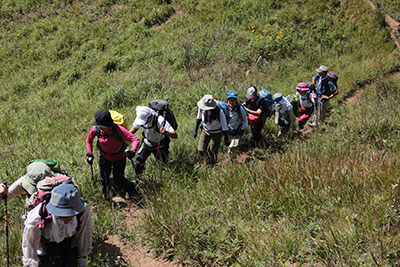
[112, 156, 135, 194]
[63, 246, 79, 267]
[99, 155, 112, 197]
[320, 100, 329, 123]
[135, 142, 151, 176]
[198, 128, 211, 163]
[158, 137, 170, 164]
[228, 134, 240, 161]
[209, 132, 222, 165]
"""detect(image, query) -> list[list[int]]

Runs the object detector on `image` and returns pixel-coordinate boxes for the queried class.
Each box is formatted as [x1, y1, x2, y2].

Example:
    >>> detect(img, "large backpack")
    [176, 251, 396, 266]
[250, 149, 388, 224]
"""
[285, 94, 300, 117]
[327, 71, 338, 88]
[148, 100, 178, 131]
[24, 159, 67, 176]
[258, 89, 275, 117]
[26, 175, 75, 213]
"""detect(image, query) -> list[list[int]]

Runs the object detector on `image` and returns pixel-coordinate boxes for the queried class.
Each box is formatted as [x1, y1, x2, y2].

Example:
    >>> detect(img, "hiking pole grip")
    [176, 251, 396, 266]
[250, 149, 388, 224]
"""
[2, 181, 9, 267]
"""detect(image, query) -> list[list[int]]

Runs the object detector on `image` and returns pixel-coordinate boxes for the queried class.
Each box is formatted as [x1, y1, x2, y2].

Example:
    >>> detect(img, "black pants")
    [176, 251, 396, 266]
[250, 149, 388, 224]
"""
[99, 154, 134, 197]
[135, 137, 170, 175]
[39, 238, 78, 267]
[248, 113, 267, 148]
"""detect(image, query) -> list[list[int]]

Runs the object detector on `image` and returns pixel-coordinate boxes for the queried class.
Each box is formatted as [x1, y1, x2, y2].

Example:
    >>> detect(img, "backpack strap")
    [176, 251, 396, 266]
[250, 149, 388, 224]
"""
[96, 125, 127, 155]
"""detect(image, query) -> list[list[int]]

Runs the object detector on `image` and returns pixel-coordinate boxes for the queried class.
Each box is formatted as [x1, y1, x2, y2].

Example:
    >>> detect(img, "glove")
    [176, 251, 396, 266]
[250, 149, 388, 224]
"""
[237, 130, 245, 136]
[79, 256, 88, 267]
[193, 131, 198, 139]
[86, 153, 94, 165]
[126, 150, 135, 159]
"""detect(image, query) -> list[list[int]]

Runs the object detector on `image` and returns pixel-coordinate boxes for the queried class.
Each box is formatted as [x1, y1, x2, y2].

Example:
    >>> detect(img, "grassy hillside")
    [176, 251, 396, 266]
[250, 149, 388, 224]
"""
[0, 0, 400, 266]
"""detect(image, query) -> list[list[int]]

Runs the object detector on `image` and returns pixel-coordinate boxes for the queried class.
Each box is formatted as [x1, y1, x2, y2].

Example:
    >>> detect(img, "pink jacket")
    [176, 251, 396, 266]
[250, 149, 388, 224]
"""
[86, 125, 140, 161]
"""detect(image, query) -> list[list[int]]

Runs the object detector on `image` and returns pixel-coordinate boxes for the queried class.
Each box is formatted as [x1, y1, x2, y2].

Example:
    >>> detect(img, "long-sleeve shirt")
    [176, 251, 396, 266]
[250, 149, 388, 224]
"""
[86, 125, 140, 161]
[227, 105, 247, 131]
[22, 202, 93, 267]
[196, 108, 228, 133]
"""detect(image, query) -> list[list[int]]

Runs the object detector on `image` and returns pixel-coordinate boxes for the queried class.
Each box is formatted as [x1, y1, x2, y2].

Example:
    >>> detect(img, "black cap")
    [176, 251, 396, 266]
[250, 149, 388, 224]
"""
[94, 109, 114, 127]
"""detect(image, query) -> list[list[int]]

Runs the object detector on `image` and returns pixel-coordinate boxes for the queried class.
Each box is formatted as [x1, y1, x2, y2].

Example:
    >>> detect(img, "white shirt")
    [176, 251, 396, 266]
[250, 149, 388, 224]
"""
[136, 114, 174, 144]
[197, 108, 228, 133]
[22, 203, 93, 267]
[295, 92, 313, 108]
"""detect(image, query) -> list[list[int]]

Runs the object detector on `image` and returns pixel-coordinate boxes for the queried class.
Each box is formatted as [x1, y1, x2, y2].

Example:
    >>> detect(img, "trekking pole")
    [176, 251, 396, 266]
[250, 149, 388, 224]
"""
[2, 181, 9, 267]
[90, 164, 95, 187]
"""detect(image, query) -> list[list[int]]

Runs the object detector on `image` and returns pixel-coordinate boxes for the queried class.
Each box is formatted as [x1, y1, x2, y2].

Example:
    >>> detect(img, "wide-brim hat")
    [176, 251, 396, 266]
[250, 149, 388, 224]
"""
[133, 106, 153, 127]
[93, 109, 114, 128]
[316, 65, 329, 73]
[197, 95, 217, 110]
[246, 86, 257, 99]
[296, 82, 309, 91]
[22, 162, 54, 195]
[46, 184, 85, 217]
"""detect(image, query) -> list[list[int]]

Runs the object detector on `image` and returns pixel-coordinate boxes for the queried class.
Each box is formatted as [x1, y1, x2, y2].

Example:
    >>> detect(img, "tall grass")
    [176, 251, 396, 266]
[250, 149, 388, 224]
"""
[0, 0, 400, 266]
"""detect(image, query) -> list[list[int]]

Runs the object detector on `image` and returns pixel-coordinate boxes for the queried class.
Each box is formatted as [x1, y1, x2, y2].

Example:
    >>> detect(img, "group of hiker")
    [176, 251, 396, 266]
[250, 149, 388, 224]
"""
[195, 65, 338, 160]
[0, 64, 337, 266]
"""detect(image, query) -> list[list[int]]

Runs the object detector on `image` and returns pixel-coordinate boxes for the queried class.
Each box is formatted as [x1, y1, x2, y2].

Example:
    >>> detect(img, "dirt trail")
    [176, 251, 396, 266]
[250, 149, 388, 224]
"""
[106, 2, 400, 266]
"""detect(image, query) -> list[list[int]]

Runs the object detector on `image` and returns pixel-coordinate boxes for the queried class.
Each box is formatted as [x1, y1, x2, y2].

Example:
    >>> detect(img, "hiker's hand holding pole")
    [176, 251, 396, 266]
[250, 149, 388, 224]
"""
[86, 153, 94, 165]
[0, 182, 8, 196]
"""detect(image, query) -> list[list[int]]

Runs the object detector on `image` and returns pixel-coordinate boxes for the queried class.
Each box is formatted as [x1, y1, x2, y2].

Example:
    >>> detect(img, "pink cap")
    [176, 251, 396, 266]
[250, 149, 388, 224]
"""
[296, 82, 308, 91]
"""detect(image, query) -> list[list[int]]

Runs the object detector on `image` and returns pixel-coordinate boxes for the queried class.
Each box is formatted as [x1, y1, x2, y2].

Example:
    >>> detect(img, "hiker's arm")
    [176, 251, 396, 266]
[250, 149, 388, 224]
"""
[248, 108, 262, 116]
[129, 126, 138, 134]
[240, 107, 248, 130]
[75, 203, 93, 261]
[86, 127, 96, 155]
[5, 176, 27, 201]
[219, 109, 228, 132]
[193, 119, 202, 139]
[22, 209, 42, 266]
[119, 126, 140, 152]
[321, 82, 338, 100]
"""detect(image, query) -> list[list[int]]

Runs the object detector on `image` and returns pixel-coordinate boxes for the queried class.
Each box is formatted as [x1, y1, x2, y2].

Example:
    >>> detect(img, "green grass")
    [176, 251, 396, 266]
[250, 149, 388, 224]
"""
[0, 0, 400, 266]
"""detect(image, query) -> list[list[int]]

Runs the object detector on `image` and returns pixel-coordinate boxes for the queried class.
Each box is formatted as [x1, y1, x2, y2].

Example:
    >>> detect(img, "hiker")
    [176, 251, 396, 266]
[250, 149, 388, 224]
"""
[0, 162, 54, 202]
[242, 86, 267, 151]
[193, 94, 229, 165]
[311, 65, 338, 125]
[86, 109, 140, 198]
[129, 106, 178, 176]
[294, 83, 314, 130]
[274, 93, 297, 137]
[22, 184, 92, 267]
[225, 91, 248, 161]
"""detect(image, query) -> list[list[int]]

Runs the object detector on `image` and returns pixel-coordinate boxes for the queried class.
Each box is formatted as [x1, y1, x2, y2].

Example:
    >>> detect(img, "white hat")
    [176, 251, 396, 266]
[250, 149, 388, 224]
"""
[197, 95, 217, 111]
[133, 106, 153, 127]
[316, 65, 329, 73]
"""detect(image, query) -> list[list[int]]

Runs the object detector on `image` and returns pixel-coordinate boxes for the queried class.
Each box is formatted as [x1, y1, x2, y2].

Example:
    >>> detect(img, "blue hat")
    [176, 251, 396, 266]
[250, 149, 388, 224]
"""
[227, 91, 238, 99]
[46, 184, 84, 217]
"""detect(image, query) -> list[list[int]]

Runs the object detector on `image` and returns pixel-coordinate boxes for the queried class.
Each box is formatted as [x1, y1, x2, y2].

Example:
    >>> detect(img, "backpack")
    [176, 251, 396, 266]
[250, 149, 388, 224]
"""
[327, 71, 338, 88]
[26, 175, 74, 213]
[285, 95, 300, 117]
[258, 89, 275, 117]
[109, 110, 129, 130]
[25, 159, 66, 175]
[148, 100, 178, 131]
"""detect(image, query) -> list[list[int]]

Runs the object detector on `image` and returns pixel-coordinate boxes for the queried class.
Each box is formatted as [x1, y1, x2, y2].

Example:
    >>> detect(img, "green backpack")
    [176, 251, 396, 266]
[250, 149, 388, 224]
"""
[24, 159, 63, 174]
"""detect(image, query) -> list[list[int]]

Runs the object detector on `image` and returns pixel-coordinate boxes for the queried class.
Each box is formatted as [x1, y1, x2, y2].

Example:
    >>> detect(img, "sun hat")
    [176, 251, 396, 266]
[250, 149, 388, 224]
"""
[197, 95, 217, 110]
[46, 184, 84, 217]
[23, 162, 54, 195]
[133, 106, 153, 127]
[93, 109, 114, 128]
[227, 91, 238, 99]
[296, 82, 309, 91]
[273, 92, 283, 103]
[316, 65, 329, 73]
[246, 86, 258, 99]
